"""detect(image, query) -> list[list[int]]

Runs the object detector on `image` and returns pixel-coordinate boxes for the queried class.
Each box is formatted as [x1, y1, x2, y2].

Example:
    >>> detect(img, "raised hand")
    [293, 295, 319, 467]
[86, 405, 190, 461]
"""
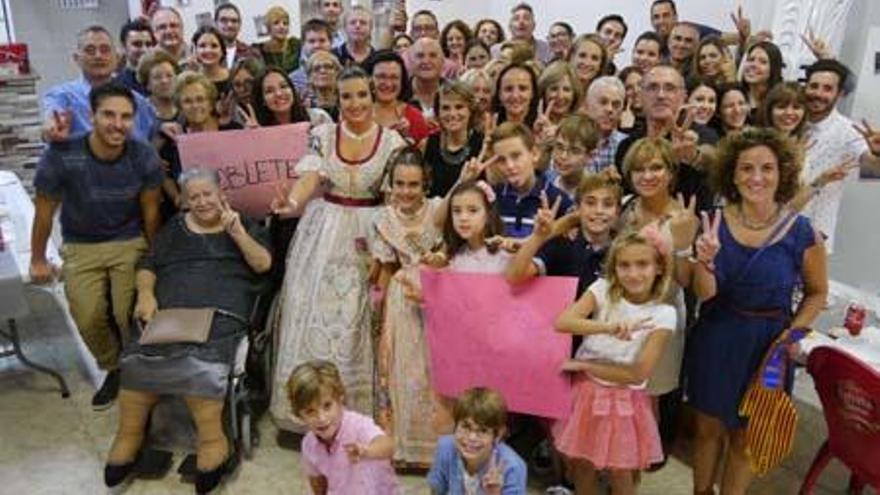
[270, 181, 298, 217]
[801, 27, 831, 60]
[853, 119, 880, 157]
[479, 113, 499, 157]
[220, 199, 245, 236]
[237, 103, 260, 129]
[668, 194, 699, 250]
[217, 90, 237, 126]
[42, 109, 72, 142]
[620, 98, 636, 129]
[816, 158, 858, 187]
[459, 154, 500, 184]
[532, 191, 562, 240]
[730, 5, 752, 42]
[533, 99, 558, 144]
[671, 105, 700, 165]
[482, 449, 506, 495]
[695, 210, 722, 267]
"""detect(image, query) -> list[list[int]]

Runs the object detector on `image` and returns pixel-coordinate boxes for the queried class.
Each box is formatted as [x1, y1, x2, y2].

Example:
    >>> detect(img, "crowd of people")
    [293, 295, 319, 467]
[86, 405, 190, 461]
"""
[25, 0, 880, 493]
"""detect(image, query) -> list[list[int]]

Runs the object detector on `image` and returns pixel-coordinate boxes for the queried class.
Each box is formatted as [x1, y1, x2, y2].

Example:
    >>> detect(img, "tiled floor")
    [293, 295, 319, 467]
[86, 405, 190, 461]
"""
[0, 290, 866, 494]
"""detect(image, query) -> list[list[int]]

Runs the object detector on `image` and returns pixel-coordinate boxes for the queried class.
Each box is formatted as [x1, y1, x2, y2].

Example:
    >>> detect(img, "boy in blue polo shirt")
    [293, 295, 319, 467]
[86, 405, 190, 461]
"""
[489, 122, 572, 238]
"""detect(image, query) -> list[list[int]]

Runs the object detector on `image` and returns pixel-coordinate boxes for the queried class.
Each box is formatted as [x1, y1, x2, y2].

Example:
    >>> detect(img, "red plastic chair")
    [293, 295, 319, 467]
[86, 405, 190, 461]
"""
[799, 346, 880, 494]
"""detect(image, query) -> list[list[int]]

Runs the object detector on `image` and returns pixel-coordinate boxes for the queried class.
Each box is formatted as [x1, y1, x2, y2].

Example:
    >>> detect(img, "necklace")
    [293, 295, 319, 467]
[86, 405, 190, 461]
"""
[395, 200, 427, 222]
[340, 122, 377, 141]
[737, 203, 781, 230]
[439, 132, 471, 166]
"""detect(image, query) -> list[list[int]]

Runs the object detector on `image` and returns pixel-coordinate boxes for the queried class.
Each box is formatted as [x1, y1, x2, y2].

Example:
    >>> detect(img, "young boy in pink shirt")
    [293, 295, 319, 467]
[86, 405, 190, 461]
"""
[288, 360, 399, 494]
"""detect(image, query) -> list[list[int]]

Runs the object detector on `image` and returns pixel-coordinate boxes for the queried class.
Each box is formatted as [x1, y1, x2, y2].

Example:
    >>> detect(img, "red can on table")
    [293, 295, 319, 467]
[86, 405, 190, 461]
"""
[844, 303, 867, 336]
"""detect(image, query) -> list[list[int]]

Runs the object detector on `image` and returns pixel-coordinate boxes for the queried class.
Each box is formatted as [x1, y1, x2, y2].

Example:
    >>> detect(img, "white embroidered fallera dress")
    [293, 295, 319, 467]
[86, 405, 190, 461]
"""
[270, 123, 405, 429]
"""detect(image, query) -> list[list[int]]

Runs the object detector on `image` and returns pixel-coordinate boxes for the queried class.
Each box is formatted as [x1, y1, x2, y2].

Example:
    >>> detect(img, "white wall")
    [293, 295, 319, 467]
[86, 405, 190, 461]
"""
[409, 0, 766, 61]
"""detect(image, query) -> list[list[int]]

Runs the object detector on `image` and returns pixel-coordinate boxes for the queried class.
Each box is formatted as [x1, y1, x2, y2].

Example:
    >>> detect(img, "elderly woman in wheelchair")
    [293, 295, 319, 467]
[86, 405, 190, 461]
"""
[104, 168, 271, 493]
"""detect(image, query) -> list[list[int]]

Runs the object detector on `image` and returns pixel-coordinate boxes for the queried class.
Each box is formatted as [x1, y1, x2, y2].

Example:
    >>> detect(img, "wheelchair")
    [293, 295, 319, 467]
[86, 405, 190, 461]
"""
[122, 286, 278, 487]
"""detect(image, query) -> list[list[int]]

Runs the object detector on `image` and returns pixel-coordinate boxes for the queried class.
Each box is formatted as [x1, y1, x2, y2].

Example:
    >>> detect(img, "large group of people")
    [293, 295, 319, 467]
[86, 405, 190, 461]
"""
[26, 0, 880, 494]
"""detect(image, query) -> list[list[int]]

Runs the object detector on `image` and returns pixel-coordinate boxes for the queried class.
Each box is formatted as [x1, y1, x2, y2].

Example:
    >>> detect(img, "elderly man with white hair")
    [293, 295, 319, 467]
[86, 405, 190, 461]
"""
[584, 76, 629, 175]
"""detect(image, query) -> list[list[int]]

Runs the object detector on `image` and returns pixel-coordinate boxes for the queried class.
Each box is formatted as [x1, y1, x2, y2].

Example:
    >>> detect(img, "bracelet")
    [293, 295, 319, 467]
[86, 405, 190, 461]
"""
[674, 247, 693, 258]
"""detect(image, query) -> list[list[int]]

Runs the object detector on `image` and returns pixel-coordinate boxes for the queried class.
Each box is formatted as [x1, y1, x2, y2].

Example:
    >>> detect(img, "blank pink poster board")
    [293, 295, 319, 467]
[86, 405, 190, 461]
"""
[421, 270, 577, 419]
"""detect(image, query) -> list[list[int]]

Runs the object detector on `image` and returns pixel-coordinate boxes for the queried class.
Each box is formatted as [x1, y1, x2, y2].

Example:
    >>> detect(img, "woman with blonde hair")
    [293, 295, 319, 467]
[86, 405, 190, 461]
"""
[254, 5, 302, 74]
[568, 34, 608, 91]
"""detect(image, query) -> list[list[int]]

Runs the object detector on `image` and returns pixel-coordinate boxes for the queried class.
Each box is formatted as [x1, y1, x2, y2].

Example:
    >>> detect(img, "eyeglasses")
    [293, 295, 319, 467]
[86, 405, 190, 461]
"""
[552, 142, 588, 156]
[643, 82, 682, 94]
[128, 40, 155, 49]
[81, 45, 114, 56]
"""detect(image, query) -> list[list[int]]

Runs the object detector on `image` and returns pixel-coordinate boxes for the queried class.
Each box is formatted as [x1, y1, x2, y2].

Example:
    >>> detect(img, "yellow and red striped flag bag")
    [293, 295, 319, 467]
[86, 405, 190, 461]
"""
[738, 328, 810, 475]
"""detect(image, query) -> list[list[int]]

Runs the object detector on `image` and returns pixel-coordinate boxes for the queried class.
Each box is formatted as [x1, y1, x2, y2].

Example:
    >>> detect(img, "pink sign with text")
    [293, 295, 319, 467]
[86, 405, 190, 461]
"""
[178, 123, 310, 216]
[421, 270, 577, 419]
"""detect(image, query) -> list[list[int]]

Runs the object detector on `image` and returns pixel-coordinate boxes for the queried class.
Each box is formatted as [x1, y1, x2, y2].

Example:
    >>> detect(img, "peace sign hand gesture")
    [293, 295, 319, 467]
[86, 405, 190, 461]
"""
[853, 119, 880, 157]
[459, 154, 500, 184]
[801, 27, 832, 60]
[533, 99, 558, 145]
[671, 105, 700, 165]
[270, 181, 298, 217]
[730, 5, 752, 43]
[668, 194, 699, 251]
[482, 450, 506, 495]
[533, 191, 562, 240]
[236, 103, 260, 129]
[695, 210, 722, 268]
[219, 199, 244, 237]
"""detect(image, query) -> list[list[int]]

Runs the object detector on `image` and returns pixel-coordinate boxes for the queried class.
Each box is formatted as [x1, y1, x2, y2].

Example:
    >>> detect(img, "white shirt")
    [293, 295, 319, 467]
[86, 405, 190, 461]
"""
[804, 109, 868, 253]
[575, 278, 677, 389]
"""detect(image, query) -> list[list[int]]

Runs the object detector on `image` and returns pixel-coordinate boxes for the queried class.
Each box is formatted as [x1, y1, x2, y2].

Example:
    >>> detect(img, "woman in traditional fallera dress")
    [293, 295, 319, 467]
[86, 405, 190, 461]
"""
[269, 67, 405, 429]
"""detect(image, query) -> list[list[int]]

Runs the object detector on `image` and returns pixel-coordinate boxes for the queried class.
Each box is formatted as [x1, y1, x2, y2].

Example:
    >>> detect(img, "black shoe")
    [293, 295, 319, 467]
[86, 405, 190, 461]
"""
[92, 370, 120, 411]
[104, 456, 137, 487]
[195, 456, 234, 494]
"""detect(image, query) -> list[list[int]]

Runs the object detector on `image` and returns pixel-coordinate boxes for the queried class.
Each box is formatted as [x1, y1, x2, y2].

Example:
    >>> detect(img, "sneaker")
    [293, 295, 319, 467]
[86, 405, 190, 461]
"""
[92, 370, 120, 410]
[545, 486, 574, 495]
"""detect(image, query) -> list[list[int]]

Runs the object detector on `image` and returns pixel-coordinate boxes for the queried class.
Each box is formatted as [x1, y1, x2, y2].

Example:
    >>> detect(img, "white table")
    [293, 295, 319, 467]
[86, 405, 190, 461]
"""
[0, 170, 73, 396]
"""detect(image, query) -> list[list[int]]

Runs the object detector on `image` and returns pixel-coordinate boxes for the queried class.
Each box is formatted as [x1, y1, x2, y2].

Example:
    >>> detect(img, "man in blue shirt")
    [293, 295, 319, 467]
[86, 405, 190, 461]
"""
[31, 83, 163, 411]
[41, 25, 157, 143]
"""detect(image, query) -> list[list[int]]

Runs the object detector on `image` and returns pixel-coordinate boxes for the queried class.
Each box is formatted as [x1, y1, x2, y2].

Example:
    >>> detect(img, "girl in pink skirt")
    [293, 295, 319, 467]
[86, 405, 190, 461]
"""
[552, 228, 678, 494]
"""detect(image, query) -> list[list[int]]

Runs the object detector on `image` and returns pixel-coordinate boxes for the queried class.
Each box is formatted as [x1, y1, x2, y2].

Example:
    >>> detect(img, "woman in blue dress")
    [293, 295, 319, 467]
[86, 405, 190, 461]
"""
[686, 128, 828, 494]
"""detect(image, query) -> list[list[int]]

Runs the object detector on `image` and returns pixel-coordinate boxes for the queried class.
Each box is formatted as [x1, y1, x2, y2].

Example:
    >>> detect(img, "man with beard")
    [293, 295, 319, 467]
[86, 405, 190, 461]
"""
[214, 2, 262, 69]
[802, 59, 880, 253]
[584, 76, 628, 175]
[42, 26, 156, 143]
[31, 82, 163, 410]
